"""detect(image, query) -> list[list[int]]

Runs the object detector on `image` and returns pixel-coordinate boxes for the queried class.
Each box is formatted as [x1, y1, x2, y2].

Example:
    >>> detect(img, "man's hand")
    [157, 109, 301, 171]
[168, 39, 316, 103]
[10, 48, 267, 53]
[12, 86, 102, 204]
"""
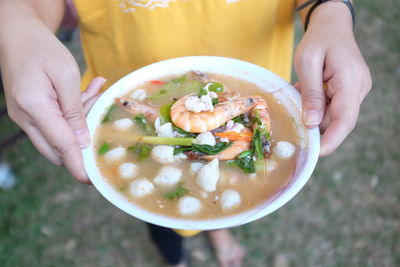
[294, 2, 372, 156]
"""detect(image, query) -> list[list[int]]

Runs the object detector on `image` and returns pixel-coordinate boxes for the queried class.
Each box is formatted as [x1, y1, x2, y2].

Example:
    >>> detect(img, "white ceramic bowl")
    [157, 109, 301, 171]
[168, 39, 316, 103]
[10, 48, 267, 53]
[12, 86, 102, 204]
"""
[82, 56, 320, 230]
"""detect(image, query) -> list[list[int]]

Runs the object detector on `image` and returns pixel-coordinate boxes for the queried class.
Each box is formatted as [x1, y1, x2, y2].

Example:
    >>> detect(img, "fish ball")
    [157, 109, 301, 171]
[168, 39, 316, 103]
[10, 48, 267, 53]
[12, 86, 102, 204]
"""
[221, 189, 241, 211]
[178, 196, 202, 215]
[113, 118, 133, 131]
[273, 141, 296, 158]
[151, 145, 175, 164]
[104, 147, 127, 162]
[195, 132, 216, 146]
[196, 159, 220, 192]
[119, 162, 138, 179]
[129, 178, 154, 198]
[154, 166, 182, 187]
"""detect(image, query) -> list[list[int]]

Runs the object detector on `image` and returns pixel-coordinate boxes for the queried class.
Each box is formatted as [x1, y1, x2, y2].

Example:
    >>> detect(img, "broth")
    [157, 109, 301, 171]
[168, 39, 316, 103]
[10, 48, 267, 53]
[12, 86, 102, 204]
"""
[94, 73, 299, 219]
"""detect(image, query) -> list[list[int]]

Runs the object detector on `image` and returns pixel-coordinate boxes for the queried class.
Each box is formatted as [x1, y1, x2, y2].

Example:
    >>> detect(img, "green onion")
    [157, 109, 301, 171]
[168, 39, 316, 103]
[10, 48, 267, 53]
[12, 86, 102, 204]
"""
[128, 144, 152, 160]
[207, 82, 224, 93]
[101, 104, 119, 123]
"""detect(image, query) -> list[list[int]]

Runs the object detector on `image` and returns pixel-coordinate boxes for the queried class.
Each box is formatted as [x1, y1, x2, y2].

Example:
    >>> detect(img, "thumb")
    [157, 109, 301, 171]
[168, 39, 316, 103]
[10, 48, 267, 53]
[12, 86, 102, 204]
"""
[295, 57, 326, 128]
[51, 66, 90, 148]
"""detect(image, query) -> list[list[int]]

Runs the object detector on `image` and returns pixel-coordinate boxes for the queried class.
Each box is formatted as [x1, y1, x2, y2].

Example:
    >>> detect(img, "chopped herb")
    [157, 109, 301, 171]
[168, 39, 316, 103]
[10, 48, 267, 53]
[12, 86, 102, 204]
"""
[198, 87, 208, 97]
[128, 144, 152, 160]
[207, 82, 224, 93]
[234, 150, 256, 173]
[98, 142, 111, 155]
[164, 182, 189, 200]
[101, 104, 119, 123]
[133, 114, 156, 135]
[212, 98, 219, 105]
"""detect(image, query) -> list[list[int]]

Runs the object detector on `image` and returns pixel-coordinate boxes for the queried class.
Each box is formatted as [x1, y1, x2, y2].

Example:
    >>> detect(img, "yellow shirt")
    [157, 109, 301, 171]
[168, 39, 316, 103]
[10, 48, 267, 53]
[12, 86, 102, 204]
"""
[73, 0, 295, 236]
[74, 0, 295, 90]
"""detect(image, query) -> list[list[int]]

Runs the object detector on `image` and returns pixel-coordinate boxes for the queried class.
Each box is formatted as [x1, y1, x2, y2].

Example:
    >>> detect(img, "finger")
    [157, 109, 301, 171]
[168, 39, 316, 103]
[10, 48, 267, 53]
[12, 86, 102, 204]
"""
[81, 77, 106, 103]
[48, 64, 90, 148]
[33, 109, 91, 184]
[320, 90, 360, 156]
[24, 124, 63, 166]
[295, 52, 326, 128]
[293, 81, 301, 93]
[83, 93, 102, 116]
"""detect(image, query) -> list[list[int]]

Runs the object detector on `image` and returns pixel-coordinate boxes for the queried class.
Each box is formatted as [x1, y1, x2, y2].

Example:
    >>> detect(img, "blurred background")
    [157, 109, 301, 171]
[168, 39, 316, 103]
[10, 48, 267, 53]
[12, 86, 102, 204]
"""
[0, 1, 399, 266]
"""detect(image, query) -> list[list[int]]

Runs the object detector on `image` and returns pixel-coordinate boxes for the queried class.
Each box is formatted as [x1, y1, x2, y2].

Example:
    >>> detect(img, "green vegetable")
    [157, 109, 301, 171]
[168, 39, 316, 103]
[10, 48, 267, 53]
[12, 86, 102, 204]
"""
[164, 182, 189, 200]
[252, 128, 264, 159]
[101, 104, 119, 123]
[212, 98, 219, 105]
[135, 136, 194, 146]
[173, 126, 196, 137]
[159, 103, 173, 124]
[207, 82, 224, 93]
[198, 87, 208, 97]
[148, 76, 203, 102]
[234, 150, 256, 173]
[192, 142, 232, 155]
[173, 146, 193, 155]
[232, 114, 251, 127]
[128, 144, 152, 160]
[255, 158, 266, 173]
[98, 142, 111, 155]
[133, 114, 156, 135]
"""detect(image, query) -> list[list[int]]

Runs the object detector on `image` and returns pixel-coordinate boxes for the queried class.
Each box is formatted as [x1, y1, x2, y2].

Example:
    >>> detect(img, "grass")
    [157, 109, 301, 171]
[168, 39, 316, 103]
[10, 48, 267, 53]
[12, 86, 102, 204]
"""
[1, 1, 399, 266]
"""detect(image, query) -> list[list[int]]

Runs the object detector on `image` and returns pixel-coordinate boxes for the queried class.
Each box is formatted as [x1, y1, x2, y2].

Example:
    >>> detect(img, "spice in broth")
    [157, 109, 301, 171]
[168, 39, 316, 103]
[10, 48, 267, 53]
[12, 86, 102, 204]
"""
[95, 72, 299, 219]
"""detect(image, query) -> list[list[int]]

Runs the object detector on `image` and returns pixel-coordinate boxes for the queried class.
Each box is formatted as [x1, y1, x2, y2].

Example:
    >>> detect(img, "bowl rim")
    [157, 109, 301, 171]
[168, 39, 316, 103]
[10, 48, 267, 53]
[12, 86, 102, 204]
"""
[82, 56, 320, 230]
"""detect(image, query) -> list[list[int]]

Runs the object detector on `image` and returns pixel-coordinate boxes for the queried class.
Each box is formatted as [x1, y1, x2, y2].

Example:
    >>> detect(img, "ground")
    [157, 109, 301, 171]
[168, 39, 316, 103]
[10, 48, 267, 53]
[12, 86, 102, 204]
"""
[0, 1, 399, 266]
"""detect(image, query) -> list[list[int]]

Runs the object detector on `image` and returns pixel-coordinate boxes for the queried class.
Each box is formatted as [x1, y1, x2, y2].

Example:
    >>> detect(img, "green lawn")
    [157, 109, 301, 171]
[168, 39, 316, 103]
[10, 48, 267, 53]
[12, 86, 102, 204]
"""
[1, 1, 399, 266]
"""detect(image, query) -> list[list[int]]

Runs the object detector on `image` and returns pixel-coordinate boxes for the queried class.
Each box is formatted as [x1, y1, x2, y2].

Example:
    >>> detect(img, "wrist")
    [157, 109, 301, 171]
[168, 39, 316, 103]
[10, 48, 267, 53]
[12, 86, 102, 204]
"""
[308, 1, 354, 31]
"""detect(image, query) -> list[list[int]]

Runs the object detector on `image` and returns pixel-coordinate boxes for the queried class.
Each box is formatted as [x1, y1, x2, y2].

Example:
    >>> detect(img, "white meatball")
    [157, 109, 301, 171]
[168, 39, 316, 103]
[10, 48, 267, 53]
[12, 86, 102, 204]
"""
[196, 159, 220, 192]
[190, 162, 204, 174]
[178, 196, 202, 216]
[151, 145, 175, 164]
[104, 147, 127, 162]
[273, 141, 296, 158]
[221, 189, 241, 211]
[154, 166, 182, 187]
[113, 118, 133, 131]
[156, 122, 175, 137]
[194, 132, 216, 146]
[118, 162, 137, 179]
[129, 178, 154, 198]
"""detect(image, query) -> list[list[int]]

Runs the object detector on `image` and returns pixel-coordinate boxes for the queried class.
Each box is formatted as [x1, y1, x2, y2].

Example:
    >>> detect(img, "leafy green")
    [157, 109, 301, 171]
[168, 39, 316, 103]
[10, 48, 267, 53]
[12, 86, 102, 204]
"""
[232, 114, 251, 127]
[192, 142, 232, 155]
[101, 104, 119, 123]
[198, 87, 208, 97]
[212, 98, 219, 105]
[252, 128, 264, 159]
[207, 82, 224, 93]
[234, 150, 256, 173]
[164, 182, 189, 200]
[148, 76, 203, 102]
[98, 142, 111, 155]
[173, 126, 196, 137]
[128, 144, 152, 160]
[173, 146, 193, 155]
[133, 114, 156, 135]
[159, 103, 173, 124]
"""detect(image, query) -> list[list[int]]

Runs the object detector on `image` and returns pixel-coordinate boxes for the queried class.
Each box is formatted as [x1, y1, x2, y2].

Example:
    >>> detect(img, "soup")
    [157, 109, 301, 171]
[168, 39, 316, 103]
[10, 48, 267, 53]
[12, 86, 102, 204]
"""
[94, 72, 299, 219]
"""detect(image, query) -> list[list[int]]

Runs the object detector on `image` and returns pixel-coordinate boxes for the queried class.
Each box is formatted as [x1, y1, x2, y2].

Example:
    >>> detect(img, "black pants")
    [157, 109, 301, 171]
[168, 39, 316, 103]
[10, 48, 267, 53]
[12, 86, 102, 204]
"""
[147, 223, 184, 265]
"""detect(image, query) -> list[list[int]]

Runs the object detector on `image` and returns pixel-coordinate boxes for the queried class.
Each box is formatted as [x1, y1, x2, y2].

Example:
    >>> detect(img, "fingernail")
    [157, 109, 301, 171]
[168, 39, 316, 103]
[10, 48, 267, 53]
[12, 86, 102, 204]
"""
[96, 77, 107, 87]
[75, 129, 91, 148]
[304, 110, 321, 126]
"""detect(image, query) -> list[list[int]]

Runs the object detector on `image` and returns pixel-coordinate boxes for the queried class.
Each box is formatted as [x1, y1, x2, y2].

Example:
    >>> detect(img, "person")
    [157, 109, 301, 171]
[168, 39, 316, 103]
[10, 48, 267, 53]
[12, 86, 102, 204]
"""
[0, 0, 371, 266]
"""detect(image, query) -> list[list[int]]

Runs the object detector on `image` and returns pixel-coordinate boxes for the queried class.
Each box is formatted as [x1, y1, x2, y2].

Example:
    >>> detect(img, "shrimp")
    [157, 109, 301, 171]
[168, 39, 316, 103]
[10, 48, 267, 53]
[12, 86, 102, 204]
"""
[115, 97, 159, 124]
[170, 95, 265, 133]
